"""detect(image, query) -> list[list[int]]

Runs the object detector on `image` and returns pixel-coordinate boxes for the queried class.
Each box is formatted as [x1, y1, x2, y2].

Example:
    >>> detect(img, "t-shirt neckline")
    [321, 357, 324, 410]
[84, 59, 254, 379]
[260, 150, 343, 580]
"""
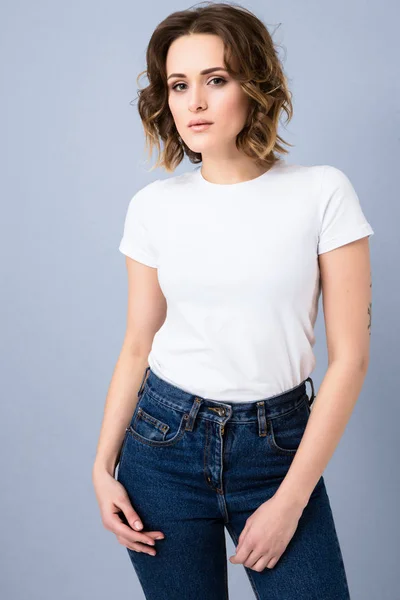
[194, 159, 285, 188]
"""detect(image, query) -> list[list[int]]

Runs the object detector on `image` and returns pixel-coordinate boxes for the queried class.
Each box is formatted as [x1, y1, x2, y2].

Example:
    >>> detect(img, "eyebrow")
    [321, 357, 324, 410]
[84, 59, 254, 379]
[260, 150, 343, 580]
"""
[167, 67, 228, 81]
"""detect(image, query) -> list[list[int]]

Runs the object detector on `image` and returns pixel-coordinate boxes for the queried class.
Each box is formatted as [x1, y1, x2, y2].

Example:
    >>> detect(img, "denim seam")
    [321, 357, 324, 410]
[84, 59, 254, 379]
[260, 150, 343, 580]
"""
[328, 503, 352, 597]
[145, 387, 309, 426]
[137, 407, 169, 434]
[222, 539, 229, 600]
[267, 393, 308, 421]
[127, 413, 188, 448]
[117, 429, 130, 473]
[203, 419, 214, 490]
[266, 396, 309, 455]
[225, 522, 261, 600]
[145, 387, 188, 415]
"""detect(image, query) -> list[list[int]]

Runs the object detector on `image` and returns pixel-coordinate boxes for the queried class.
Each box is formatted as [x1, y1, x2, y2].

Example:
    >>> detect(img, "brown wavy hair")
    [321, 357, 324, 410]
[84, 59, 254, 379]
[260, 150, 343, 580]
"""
[134, 1, 294, 173]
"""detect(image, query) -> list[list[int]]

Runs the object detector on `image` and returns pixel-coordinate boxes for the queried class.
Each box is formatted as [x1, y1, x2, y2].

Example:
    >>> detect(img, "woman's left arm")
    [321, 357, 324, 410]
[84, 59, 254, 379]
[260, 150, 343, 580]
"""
[275, 236, 373, 510]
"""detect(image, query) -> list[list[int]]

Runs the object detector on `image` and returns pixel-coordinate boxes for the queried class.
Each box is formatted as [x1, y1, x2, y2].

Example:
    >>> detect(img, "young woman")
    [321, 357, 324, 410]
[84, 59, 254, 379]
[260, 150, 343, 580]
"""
[92, 3, 374, 598]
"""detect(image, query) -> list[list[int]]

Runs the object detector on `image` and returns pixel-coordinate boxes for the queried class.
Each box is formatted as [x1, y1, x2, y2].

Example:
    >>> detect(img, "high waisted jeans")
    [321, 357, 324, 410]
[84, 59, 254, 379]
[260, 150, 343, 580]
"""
[116, 367, 351, 599]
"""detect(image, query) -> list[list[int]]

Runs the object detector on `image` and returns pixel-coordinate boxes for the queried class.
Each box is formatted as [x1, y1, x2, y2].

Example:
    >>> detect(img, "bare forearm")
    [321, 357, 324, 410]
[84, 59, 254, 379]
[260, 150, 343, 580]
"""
[92, 348, 149, 477]
[275, 360, 368, 509]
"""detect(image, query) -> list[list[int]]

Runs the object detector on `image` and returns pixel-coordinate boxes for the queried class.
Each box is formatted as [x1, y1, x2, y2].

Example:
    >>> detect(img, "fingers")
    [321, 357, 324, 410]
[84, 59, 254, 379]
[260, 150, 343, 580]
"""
[115, 525, 165, 557]
[110, 511, 157, 547]
[120, 503, 145, 531]
[104, 490, 165, 556]
[106, 510, 165, 557]
[116, 534, 158, 556]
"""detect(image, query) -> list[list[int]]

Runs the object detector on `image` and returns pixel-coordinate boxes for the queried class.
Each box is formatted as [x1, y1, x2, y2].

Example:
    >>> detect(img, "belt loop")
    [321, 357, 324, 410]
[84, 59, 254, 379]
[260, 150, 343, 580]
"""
[137, 366, 150, 399]
[185, 396, 203, 432]
[305, 376, 316, 408]
[256, 401, 267, 437]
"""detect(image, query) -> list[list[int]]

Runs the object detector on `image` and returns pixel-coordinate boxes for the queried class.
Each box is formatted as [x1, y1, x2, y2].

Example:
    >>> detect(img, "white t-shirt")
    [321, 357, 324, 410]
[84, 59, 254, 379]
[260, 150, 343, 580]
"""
[118, 159, 374, 402]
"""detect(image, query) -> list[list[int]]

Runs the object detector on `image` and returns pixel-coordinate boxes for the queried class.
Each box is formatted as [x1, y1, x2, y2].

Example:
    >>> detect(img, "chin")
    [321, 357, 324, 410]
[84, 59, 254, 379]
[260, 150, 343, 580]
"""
[186, 142, 210, 153]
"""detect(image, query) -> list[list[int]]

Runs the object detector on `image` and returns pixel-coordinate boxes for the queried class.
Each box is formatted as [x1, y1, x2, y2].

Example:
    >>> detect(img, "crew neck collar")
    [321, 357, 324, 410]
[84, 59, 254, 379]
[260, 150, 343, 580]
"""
[194, 159, 285, 188]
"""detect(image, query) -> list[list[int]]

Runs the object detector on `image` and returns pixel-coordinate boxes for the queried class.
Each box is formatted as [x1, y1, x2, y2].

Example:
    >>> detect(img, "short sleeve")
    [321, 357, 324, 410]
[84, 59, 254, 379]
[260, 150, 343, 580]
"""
[118, 188, 158, 267]
[317, 165, 374, 255]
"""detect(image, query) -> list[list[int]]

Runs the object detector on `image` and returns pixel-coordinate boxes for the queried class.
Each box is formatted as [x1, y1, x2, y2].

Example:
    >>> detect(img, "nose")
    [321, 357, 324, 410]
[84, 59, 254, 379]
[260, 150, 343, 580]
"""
[188, 87, 207, 112]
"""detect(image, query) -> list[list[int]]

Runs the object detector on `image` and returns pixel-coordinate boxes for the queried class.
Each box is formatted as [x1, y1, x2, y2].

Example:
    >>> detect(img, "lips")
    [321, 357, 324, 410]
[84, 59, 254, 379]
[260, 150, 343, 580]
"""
[188, 120, 213, 127]
[189, 123, 213, 133]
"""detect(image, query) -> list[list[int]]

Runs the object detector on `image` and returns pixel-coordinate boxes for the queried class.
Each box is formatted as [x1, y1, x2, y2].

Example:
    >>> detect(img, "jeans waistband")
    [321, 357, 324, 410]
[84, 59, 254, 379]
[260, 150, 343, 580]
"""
[137, 366, 315, 426]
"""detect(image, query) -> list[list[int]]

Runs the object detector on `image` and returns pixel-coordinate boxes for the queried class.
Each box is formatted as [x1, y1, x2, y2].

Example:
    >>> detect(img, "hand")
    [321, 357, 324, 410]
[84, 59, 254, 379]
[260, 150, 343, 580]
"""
[229, 494, 304, 571]
[92, 467, 165, 557]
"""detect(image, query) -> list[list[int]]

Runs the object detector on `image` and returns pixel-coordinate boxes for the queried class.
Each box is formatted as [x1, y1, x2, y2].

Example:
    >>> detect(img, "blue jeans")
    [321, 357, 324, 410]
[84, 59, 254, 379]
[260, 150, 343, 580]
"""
[116, 367, 351, 599]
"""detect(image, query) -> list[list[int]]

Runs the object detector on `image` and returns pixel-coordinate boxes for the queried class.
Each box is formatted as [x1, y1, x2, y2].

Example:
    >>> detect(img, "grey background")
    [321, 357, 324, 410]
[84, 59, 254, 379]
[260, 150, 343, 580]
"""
[1, 1, 398, 599]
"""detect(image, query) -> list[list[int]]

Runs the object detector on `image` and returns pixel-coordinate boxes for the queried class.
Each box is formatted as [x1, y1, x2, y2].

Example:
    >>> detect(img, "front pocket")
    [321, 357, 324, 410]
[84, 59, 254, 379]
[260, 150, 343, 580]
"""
[133, 407, 170, 441]
[128, 389, 189, 447]
[116, 428, 130, 477]
[267, 396, 310, 455]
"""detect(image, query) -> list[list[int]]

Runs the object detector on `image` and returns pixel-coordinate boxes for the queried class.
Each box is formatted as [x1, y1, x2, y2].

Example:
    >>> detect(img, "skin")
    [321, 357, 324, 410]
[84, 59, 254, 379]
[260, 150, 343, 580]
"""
[231, 238, 372, 570]
[93, 32, 373, 569]
[166, 32, 272, 184]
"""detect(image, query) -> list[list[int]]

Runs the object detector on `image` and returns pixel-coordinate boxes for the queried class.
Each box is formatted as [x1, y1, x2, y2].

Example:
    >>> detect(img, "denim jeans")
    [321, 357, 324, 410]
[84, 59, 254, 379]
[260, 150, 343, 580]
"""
[116, 367, 351, 599]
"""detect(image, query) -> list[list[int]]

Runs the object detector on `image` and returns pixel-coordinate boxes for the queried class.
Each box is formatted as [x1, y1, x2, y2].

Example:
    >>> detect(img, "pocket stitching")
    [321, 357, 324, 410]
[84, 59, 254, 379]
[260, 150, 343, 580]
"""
[136, 407, 170, 436]
[267, 396, 309, 455]
[268, 393, 308, 421]
[116, 429, 130, 478]
[145, 386, 187, 417]
[127, 412, 189, 447]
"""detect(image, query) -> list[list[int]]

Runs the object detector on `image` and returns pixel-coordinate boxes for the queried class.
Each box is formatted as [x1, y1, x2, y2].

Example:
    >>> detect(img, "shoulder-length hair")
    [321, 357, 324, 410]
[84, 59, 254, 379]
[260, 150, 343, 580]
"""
[135, 2, 294, 173]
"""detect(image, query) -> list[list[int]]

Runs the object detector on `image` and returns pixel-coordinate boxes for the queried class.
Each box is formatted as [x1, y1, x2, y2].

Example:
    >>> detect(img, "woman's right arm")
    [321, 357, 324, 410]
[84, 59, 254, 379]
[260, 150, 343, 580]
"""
[92, 256, 167, 553]
[93, 256, 166, 477]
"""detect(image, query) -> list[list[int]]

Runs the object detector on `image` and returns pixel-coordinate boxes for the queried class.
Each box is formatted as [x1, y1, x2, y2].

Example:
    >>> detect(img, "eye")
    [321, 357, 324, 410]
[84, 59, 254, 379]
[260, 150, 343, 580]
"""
[171, 77, 227, 92]
[209, 77, 226, 86]
[171, 82, 187, 92]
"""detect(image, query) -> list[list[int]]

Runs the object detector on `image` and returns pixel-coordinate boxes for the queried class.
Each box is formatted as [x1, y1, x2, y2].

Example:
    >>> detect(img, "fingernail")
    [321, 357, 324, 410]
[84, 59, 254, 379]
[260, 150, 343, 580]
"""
[155, 536, 164, 540]
[134, 521, 142, 530]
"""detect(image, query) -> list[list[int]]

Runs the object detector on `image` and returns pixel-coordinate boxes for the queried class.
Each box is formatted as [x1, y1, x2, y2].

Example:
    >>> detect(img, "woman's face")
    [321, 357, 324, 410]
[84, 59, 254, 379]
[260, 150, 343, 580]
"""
[166, 33, 250, 158]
